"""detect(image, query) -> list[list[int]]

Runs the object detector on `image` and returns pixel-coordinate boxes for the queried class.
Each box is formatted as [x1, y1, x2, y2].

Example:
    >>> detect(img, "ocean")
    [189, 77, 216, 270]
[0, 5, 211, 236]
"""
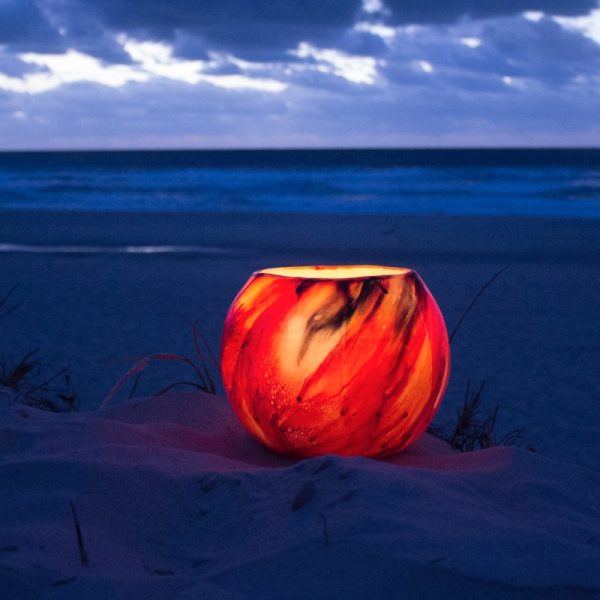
[1, 148, 599, 217]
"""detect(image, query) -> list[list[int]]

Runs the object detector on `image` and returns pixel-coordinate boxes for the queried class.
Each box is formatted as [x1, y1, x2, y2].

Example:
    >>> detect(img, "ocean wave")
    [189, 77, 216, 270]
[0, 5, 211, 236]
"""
[1, 151, 600, 218]
[538, 185, 600, 201]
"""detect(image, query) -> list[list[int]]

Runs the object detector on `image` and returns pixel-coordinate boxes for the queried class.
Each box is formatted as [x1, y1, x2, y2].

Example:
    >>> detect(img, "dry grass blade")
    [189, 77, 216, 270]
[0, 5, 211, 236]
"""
[127, 371, 143, 400]
[102, 322, 219, 407]
[449, 264, 510, 344]
[68, 500, 89, 567]
[0, 284, 23, 321]
[154, 380, 205, 396]
[1, 350, 40, 388]
[450, 381, 486, 451]
[26, 365, 70, 395]
[0, 354, 77, 413]
[101, 353, 203, 408]
[192, 320, 218, 394]
[101, 348, 218, 408]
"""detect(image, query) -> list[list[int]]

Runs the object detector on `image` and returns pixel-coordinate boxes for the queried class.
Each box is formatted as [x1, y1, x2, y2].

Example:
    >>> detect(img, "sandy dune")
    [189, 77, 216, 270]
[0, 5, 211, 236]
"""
[1, 391, 599, 599]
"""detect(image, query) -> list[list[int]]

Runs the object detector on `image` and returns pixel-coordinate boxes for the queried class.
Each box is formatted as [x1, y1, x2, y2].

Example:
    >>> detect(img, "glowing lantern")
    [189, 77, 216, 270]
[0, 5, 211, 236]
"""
[220, 266, 450, 458]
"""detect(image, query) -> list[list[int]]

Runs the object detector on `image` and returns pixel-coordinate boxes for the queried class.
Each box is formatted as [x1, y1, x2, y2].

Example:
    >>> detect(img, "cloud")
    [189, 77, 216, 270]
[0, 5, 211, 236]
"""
[0, 50, 150, 93]
[1, 63, 599, 149]
[0, 77, 293, 149]
[554, 8, 600, 44]
[0, 1, 599, 148]
[52, 0, 364, 60]
[1, 0, 598, 63]
[0, 0, 64, 52]
[120, 36, 287, 91]
[376, 12, 600, 90]
[289, 42, 382, 85]
[0, 39, 288, 95]
[84, 0, 361, 33]
[383, 0, 597, 25]
[479, 15, 600, 84]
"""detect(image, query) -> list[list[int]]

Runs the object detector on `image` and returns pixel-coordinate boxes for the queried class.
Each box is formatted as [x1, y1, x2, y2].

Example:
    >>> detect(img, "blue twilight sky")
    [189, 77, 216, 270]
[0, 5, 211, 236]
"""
[0, 0, 599, 149]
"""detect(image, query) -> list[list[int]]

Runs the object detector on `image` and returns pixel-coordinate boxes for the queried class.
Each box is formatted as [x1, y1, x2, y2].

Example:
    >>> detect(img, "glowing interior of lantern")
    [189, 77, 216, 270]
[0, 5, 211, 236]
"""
[259, 265, 411, 279]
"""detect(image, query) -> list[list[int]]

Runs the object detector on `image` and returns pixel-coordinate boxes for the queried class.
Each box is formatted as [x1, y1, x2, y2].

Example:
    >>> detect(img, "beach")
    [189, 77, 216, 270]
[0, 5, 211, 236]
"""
[2, 0, 599, 590]
[1, 209, 599, 467]
[1, 208, 600, 597]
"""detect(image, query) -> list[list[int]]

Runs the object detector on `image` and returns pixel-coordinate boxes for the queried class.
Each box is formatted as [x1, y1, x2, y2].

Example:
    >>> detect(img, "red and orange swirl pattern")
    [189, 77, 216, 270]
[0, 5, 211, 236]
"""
[220, 265, 450, 457]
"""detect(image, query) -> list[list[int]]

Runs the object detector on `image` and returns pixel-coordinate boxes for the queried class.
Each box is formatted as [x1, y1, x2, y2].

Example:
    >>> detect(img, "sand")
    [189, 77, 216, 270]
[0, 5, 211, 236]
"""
[1, 391, 599, 599]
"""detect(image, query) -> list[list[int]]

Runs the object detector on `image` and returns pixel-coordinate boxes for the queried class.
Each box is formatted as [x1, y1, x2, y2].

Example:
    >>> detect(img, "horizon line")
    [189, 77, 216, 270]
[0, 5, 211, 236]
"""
[1, 146, 600, 154]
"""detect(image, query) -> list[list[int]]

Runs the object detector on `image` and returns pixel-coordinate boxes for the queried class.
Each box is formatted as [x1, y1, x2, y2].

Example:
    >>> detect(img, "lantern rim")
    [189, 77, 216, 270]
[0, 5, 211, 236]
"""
[257, 265, 412, 280]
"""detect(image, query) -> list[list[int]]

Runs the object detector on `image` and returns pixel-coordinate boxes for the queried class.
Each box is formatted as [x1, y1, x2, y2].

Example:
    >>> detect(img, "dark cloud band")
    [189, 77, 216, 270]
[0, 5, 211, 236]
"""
[384, 0, 597, 24]
[2, 0, 596, 60]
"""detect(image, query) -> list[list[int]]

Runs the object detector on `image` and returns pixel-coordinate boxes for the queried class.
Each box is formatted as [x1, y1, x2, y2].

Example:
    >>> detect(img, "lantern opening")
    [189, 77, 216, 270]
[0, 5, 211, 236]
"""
[258, 265, 411, 280]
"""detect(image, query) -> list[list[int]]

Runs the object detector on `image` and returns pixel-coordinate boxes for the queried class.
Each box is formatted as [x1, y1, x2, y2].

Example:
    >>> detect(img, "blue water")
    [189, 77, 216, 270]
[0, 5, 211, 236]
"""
[1, 149, 599, 217]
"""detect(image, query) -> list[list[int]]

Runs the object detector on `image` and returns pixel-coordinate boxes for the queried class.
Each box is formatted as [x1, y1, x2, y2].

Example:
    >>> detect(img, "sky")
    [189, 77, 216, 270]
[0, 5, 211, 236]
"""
[0, 0, 599, 149]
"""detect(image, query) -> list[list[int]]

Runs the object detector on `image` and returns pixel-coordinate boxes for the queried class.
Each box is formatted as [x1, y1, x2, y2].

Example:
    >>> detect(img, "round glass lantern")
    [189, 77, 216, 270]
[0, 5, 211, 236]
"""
[220, 265, 450, 458]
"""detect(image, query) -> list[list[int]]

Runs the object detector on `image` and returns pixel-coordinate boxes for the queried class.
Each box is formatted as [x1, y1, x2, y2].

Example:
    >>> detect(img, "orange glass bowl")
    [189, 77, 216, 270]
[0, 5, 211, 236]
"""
[220, 265, 450, 458]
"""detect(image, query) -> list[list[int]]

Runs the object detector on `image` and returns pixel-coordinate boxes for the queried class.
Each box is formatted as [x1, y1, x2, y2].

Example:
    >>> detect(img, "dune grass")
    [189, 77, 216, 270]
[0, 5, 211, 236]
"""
[0, 286, 78, 412]
[428, 380, 524, 452]
[101, 320, 218, 408]
[3, 266, 526, 454]
[427, 264, 525, 451]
